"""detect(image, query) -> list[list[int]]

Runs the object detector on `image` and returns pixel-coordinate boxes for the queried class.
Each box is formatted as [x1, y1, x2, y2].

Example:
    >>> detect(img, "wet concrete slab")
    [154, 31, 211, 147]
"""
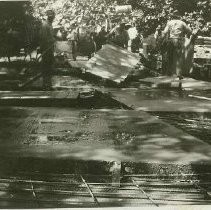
[152, 112, 211, 145]
[138, 76, 211, 91]
[0, 107, 211, 165]
[108, 88, 211, 112]
[85, 44, 139, 84]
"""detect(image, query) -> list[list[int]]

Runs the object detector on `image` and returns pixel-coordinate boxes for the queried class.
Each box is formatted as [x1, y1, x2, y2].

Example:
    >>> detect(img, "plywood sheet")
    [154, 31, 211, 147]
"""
[85, 44, 139, 84]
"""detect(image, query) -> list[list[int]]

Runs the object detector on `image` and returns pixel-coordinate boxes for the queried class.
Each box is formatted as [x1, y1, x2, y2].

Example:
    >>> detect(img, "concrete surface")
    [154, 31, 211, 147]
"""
[108, 88, 211, 112]
[0, 107, 211, 165]
[138, 76, 211, 91]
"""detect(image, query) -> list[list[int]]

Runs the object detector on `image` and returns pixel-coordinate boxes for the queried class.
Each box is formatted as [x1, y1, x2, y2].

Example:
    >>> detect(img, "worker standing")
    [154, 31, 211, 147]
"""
[109, 23, 129, 49]
[95, 26, 108, 51]
[39, 10, 55, 90]
[162, 11, 192, 79]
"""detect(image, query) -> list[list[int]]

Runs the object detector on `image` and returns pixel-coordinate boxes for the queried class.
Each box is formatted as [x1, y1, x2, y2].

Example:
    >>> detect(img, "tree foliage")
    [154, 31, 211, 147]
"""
[119, 0, 211, 36]
[30, 0, 211, 37]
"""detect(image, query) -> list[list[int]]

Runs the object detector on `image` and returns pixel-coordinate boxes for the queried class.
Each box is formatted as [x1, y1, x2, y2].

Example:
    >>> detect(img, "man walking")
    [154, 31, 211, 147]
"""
[39, 10, 55, 90]
[162, 11, 192, 79]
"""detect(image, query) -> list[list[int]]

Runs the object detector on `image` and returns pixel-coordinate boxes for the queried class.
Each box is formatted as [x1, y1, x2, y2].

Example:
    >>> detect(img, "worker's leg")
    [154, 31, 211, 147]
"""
[166, 40, 175, 76]
[184, 38, 194, 76]
[45, 71, 52, 90]
[176, 39, 185, 78]
[160, 42, 168, 75]
[168, 39, 183, 76]
[42, 65, 53, 90]
[42, 53, 54, 90]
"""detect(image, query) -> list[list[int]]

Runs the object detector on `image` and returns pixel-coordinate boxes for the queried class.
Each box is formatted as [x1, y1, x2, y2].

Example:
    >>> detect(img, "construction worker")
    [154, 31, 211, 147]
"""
[95, 26, 108, 51]
[162, 10, 192, 79]
[109, 22, 130, 49]
[39, 10, 55, 90]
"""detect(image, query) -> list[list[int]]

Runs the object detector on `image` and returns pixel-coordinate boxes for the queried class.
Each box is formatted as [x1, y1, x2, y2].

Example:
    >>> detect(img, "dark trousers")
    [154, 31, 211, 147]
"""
[42, 51, 54, 89]
[166, 38, 185, 77]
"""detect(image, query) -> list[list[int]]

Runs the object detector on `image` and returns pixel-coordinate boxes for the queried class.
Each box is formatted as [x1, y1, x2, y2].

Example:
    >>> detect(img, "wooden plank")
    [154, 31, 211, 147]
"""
[0, 91, 82, 107]
[188, 94, 211, 101]
[0, 91, 71, 99]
